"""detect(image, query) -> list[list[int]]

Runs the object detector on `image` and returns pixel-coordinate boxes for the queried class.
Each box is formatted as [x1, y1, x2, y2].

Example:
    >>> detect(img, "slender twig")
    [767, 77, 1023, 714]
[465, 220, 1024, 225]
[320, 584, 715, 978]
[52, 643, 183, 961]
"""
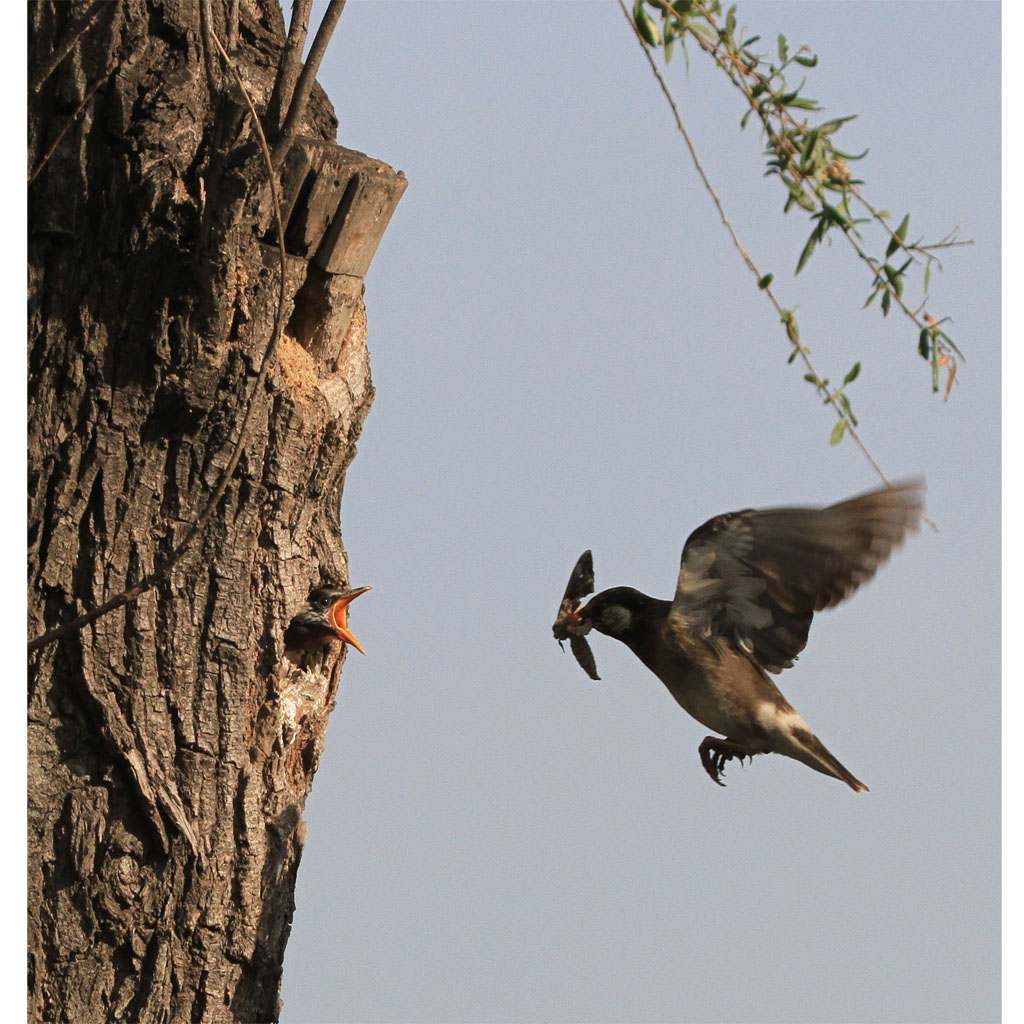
[616, 0, 889, 484]
[28, 29, 290, 655]
[29, 0, 109, 93]
[267, 0, 313, 131]
[199, 0, 222, 92]
[271, 0, 346, 169]
[28, 62, 121, 185]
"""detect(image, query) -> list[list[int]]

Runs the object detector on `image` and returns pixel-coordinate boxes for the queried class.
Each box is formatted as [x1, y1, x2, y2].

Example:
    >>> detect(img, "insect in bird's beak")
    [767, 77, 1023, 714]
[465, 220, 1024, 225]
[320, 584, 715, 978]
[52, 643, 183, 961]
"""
[553, 603, 584, 641]
[328, 586, 372, 654]
[552, 551, 600, 680]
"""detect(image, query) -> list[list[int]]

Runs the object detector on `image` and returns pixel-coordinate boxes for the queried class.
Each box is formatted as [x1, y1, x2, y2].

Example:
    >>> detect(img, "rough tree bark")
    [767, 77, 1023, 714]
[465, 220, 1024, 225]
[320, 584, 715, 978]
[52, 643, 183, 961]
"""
[27, 2, 405, 1020]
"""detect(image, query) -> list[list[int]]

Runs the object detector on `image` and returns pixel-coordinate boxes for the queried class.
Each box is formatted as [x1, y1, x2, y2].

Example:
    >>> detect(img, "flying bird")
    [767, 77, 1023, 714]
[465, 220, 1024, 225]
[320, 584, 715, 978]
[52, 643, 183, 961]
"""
[285, 585, 372, 653]
[552, 480, 924, 791]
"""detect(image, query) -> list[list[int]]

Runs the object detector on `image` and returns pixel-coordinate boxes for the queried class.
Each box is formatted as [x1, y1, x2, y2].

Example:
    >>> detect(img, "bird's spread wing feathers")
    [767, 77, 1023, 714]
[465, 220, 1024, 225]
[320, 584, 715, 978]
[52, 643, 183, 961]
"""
[670, 480, 924, 673]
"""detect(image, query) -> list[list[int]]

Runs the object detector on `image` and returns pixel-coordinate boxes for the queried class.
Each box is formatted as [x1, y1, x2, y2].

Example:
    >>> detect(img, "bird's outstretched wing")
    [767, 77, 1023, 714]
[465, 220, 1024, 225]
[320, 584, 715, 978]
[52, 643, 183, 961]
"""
[553, 550, 601, 680]
[669, 480, 924, 674]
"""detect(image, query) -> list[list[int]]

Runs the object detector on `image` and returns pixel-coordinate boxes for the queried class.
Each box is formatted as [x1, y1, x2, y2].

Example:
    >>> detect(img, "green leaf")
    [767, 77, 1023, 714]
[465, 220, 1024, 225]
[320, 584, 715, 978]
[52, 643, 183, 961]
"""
[665, 34, 675, 62]
[918, 328, 931, 360]
[818, 114, 857, 135]
[938, 329, 965, 359]
[829, 419, 847, 446]
[838, 393, 859, 426]
[822, 202, 851, 229]
[843, 361, 861, 385]
[881, 289, 891, 316]
[800, 127, 820, 167]
[634, 3, 660, 46]
[777, 33, 788, 63]
[795, 230, 818, 274]
[794, 52, 818, 67]
[787, 96, 820, 110]
[782, 312, 799, 344]
[886, 213, 910, 257]
[881, 261, 907, 298]
[783, 179, 817, 212]
[688, 20, 716, 42]
[803, 373, 817, 384]
[758, 273, 774, 289]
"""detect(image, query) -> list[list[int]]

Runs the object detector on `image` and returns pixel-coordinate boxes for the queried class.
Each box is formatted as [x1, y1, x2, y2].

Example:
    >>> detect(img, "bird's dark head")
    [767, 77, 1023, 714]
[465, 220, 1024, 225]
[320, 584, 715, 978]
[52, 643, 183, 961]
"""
[284, 585, 372, 653]
[575, 586, 666, 642]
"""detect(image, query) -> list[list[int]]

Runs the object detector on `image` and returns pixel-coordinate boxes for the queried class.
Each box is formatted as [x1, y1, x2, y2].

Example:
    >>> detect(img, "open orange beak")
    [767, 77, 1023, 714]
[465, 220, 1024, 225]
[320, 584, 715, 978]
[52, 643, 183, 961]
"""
[327, 586, 372, 654]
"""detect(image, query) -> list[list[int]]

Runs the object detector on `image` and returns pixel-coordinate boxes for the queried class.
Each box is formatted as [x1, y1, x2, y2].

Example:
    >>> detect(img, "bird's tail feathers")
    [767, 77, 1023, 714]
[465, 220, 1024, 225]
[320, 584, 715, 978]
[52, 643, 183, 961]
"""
[787, 726, 868, 793]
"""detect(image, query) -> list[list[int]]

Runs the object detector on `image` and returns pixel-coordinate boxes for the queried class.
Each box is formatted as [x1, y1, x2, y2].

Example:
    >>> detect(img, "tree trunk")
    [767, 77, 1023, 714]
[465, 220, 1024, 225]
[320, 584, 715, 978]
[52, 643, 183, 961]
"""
[27, 2, 405, 1020]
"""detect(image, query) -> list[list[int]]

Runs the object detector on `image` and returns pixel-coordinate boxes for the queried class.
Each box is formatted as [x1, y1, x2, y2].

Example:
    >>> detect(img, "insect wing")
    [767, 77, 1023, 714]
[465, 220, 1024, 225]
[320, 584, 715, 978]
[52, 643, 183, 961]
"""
[570, 634, 600, 680]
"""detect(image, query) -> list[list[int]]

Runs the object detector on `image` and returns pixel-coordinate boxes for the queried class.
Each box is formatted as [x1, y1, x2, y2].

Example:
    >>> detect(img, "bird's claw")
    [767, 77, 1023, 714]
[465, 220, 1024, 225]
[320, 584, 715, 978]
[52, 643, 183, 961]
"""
[698, 736, 755, 787]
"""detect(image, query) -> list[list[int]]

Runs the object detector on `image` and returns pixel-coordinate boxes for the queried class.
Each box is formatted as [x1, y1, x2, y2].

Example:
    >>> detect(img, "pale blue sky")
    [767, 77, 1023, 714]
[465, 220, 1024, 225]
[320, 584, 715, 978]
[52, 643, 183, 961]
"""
[279, 3, 1001, 1021]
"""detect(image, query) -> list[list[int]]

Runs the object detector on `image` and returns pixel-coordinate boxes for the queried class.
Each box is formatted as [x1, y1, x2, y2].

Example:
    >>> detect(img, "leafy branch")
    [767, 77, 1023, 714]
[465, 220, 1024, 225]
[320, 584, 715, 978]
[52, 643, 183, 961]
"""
[626, 0, 967, 454]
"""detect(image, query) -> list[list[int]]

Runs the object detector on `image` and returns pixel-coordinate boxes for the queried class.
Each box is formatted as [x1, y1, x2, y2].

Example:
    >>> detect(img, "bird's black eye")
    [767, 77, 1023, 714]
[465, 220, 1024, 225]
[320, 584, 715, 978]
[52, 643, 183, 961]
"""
[310, 591, 330, 611]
